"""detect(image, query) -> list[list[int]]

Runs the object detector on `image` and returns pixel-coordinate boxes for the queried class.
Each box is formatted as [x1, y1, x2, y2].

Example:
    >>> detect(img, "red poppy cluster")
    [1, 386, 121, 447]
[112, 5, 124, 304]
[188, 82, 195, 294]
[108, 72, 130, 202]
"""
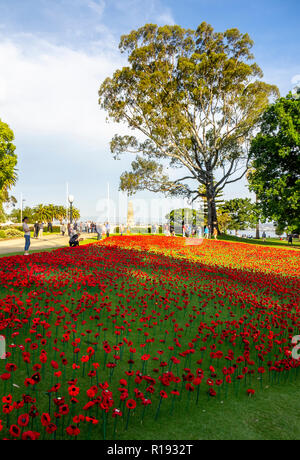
[0, 236, 299, 440]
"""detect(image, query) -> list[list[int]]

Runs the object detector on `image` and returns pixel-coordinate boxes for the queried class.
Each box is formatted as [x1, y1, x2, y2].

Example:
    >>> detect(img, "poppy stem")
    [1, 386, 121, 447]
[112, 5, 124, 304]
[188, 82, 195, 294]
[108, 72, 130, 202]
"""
[125, 409, 131, 431]
[155, 396, 162, 421]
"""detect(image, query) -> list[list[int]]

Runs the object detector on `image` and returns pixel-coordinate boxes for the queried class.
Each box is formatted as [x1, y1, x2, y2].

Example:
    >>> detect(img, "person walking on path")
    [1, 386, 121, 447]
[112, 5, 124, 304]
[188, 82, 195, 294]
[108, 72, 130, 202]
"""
[22, 217, 31, 255]
[33, 222, 39, 239]
[105, 222, 110, 238]
[262, 231, 266, 242]
[38, 222, 44, 239]
[61, 223, 66, 236]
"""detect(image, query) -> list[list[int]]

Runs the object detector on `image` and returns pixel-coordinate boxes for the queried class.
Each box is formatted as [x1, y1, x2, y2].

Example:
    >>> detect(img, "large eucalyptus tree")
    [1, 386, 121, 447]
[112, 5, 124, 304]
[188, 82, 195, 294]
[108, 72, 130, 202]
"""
[99, 23, 278, 230]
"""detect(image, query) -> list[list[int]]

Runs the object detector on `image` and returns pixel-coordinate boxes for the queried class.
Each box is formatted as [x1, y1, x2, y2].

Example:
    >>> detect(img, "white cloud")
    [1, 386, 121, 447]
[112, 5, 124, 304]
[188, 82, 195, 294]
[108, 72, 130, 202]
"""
[0, 35, 129, 155]
[113, 0, 175, 26]
[87, 0, 106, 17]
[262, 66, 300, 97]
[291, 74, 300, 85]
[155, 10, 175, 25]
[0, 0, 177, 159]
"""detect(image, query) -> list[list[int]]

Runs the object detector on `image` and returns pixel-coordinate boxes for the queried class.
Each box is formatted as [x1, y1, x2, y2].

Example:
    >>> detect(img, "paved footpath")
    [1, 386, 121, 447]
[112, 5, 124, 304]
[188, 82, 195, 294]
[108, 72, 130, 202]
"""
[0, 234, 95, 255]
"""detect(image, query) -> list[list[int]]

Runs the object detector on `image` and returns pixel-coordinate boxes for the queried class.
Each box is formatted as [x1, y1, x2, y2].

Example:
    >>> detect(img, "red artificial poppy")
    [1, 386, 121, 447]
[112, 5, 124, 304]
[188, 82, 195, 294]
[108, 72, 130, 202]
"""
[126, 399, 137, 410]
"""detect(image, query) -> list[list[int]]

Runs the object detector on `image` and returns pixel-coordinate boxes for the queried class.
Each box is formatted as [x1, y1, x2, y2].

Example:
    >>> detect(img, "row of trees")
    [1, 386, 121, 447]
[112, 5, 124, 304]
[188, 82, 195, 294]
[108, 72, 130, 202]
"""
[248, 91, 299, 234]
[99, 23, 299, 236]
[0, 119, 81, 225]
[8, 204, 80, 224]
[0, 119, 18, 222]
[166, 197, 258, 235]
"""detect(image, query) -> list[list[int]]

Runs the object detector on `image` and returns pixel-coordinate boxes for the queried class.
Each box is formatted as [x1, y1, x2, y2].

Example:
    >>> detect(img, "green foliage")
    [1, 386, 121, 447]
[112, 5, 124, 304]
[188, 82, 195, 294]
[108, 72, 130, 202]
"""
[0, 119, 17, 191]
[275, 225, 285, 237]
[219, 198, 257, 232]
[0, 203, 5, 223]
[249, 92, 300, 233]
[71, 207, 81, 221]
[0, 119, 18, 223]
[9, 206, 34, 223]
[99, 22, 278, 230]
[0, 227, 23, 239]
[217, 211, 232, 233]
[166, 208, 203, 226]
[33, 204, 52, 222]
[0, 189, 17, 222]
[9, 204, 80, 223]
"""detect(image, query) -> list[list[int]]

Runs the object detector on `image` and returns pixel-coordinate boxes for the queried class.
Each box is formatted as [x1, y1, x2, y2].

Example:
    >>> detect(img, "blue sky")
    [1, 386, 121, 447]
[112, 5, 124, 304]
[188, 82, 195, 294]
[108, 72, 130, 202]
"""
[0, 0, 299, 221]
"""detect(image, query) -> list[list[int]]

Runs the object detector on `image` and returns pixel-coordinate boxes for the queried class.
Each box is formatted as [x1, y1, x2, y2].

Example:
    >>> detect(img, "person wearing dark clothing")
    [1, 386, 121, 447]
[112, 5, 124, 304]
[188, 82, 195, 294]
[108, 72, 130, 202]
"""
[34, 222, 39, 238]
[69, 233, 81, 247]
[288, 234, 293, 245]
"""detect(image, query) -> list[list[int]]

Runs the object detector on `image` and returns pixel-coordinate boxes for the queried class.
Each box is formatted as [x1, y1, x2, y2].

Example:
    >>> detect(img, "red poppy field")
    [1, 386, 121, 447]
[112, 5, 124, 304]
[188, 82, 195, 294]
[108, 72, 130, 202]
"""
[0, 236, 299, 440]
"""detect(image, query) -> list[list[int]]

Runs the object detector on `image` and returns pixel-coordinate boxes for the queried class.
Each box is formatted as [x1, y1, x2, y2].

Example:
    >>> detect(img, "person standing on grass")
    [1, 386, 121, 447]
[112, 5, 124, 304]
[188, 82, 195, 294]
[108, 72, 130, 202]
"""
[213, 226, 218, 240]
[288, 234, 293, 245]
[105, 221, 110, 238]
[262, 231, 266, 242]
[22, 217, 31, 255]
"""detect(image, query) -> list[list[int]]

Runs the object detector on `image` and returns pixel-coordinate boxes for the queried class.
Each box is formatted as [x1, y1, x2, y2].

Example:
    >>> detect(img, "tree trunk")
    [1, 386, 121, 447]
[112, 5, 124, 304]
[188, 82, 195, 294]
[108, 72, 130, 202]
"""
[255, 194, 260, 239]
[255, 223, 260, 239]
[206, 181, 218, 236]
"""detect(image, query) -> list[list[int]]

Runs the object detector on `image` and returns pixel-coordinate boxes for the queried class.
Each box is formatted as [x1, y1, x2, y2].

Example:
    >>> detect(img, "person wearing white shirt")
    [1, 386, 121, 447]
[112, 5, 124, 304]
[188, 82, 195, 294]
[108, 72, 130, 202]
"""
[22, 217, 31, 255]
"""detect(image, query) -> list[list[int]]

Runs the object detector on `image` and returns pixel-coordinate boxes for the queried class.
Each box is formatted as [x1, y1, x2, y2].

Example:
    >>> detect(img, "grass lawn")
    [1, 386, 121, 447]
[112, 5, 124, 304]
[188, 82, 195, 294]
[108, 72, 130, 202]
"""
[0, 236, 298, 440]
[121, 379, 300, 440]
[220, 234, 300, 250]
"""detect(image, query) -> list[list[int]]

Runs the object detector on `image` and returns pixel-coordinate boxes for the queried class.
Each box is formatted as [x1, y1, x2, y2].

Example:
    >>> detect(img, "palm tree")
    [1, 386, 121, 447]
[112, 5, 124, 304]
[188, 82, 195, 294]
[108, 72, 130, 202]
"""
[33, 204, 52, 223]
[72, 207, 80, 222]
[47, 204, 56, 223]
[54, 205, 67, 222]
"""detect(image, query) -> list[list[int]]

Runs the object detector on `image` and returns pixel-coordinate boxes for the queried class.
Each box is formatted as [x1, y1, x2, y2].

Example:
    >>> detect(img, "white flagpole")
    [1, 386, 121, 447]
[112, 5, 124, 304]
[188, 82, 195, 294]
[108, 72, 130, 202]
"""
[107, 182, 110, 222]
[20, 192, 23, 224]
[66, 182, 69, 223]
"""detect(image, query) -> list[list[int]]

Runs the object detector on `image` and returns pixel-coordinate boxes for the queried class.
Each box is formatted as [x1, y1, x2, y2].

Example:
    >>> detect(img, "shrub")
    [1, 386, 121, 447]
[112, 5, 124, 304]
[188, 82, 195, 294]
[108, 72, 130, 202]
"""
[4, 228, 24, 238]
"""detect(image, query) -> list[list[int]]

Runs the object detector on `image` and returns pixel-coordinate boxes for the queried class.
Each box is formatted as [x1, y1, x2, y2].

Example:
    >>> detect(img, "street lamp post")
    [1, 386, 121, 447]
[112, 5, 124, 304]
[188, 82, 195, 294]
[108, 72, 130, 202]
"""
[68, 195, 74, 224]
[20, 197, 26, 223]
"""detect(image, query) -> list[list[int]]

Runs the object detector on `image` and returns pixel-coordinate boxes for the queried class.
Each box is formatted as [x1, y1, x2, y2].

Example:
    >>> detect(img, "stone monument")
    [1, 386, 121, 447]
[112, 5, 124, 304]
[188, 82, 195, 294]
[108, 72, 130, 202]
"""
[127, 201, 135, 229]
